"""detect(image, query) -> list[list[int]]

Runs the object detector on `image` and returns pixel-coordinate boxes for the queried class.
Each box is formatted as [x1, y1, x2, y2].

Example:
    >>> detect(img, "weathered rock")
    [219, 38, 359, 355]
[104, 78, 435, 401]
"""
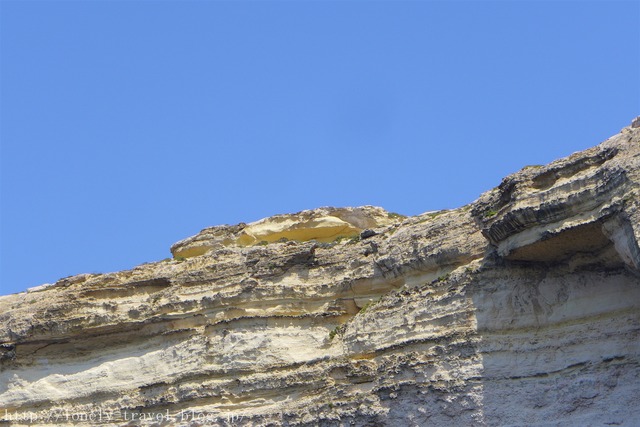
[170, 206, 398, 258]
[1, 120, 639, 426]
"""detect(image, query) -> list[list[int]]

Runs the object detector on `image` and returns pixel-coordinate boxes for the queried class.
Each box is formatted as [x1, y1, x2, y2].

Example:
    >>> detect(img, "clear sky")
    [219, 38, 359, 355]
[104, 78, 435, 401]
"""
[1, 1, 638, 295]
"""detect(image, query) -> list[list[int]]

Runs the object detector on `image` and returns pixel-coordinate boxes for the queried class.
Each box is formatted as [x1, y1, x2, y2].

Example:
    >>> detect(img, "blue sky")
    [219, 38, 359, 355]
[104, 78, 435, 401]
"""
[1, 1, 638, 295]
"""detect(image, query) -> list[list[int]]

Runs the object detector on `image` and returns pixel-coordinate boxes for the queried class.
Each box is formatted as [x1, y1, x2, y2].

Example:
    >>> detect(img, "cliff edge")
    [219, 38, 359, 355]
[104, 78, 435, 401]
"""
[1, 119, 639, 426]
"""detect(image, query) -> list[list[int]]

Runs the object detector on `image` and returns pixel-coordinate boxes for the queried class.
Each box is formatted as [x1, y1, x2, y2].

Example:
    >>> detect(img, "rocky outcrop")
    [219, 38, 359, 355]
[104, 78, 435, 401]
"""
[170, 206, 398, 258]
[1, 119, 639, 426]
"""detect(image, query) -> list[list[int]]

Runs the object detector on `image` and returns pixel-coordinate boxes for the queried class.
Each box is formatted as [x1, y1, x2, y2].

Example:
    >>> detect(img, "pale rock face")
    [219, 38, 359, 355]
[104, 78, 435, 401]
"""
[1, 120, 640, 426]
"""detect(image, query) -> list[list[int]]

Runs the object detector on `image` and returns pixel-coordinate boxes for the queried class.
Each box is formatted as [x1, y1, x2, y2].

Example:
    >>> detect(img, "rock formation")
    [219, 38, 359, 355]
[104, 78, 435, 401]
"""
[1, 120, 639, 426]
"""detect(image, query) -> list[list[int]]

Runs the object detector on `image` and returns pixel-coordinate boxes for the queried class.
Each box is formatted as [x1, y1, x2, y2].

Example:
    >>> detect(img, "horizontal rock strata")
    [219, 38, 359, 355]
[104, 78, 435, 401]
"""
[1, 119, 639, 426]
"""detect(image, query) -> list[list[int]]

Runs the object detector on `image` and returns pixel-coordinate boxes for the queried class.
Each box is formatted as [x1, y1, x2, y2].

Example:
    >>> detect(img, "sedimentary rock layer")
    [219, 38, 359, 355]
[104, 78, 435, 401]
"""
[1, 120, 639, 426]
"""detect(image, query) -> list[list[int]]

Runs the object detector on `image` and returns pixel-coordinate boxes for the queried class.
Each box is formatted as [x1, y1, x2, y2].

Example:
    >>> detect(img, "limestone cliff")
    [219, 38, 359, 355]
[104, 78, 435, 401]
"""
[1, 120, 640, 426]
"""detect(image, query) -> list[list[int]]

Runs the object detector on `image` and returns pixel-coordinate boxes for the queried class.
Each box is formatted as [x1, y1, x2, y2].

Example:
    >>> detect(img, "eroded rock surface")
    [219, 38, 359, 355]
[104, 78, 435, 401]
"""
[170, 206, 397, 258]
[1, 119, 639, 426]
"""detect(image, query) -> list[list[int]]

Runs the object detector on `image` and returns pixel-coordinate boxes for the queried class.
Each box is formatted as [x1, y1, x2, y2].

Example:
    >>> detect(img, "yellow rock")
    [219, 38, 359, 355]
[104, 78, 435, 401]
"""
[171, 206, 400, 257]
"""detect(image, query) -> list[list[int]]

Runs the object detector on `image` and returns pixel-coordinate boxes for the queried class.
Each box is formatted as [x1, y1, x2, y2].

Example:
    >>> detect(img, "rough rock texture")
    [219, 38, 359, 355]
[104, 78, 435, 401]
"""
[1, 120, 640, 426]
[170, 206, 396, 258]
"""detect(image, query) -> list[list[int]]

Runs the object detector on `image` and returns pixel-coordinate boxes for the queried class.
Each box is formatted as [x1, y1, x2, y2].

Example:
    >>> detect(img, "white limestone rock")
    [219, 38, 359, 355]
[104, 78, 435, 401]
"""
[1, 120, 639, 426]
